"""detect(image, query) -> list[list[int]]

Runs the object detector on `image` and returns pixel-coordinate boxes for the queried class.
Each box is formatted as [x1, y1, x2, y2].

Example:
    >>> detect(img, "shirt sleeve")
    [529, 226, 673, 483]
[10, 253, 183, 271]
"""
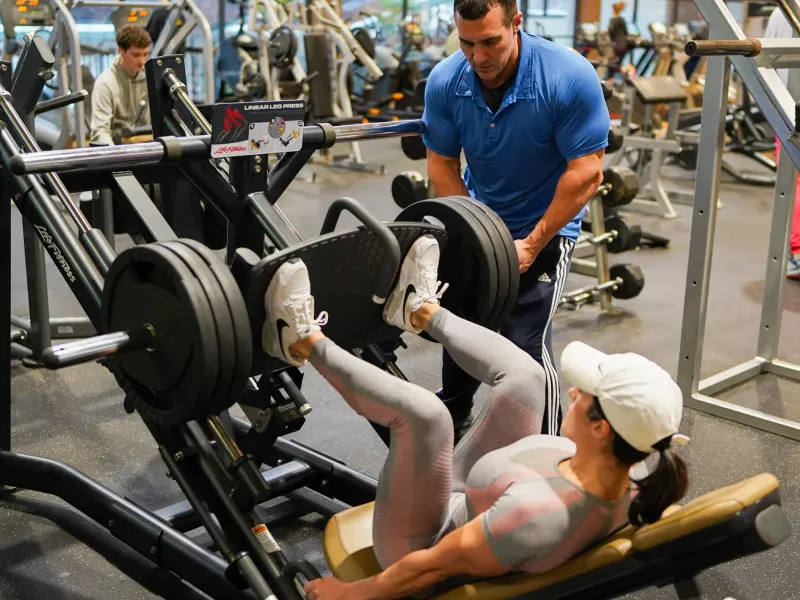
[90, 78, 116, 146]
[554, 59, 611, 162]
[422, 72, 462, 159]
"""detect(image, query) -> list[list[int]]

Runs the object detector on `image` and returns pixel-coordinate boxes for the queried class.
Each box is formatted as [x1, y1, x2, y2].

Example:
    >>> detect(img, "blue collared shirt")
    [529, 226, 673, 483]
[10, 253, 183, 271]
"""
[422, 33, 610, 241]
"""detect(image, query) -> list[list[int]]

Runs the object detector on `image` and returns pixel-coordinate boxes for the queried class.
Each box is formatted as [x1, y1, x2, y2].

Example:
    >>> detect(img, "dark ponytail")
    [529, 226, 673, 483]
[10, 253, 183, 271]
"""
[588, 397, 689, 526]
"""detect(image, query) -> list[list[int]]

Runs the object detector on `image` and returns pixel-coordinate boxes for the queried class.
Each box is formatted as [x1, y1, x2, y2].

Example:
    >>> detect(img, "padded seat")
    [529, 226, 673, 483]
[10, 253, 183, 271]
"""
[631, 76, 689, 105]
[324, 473, 786, 600]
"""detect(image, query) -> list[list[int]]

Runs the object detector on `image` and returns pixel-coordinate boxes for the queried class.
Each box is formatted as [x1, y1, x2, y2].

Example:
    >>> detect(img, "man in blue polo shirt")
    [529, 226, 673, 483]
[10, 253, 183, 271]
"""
[423, 0, 609, 438]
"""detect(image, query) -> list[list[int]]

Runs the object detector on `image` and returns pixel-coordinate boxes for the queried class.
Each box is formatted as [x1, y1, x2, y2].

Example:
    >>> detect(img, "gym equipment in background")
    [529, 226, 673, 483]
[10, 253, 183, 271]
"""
[678, 2, 800, 442]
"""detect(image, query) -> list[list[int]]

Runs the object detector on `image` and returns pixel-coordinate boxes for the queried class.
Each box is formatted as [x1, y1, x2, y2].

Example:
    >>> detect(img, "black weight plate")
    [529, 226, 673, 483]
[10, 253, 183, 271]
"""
[447, 197, 519, 328]
[178, 239, 252, 413]
[161, 242, 234, 419]
[101, 244, 218, 426]
[441, 197, 509, 332]
[269, 26, 298, 68]
[391, 171, 427, 209]
[396, 199, 497, 327]
[401, 135, 427, 161]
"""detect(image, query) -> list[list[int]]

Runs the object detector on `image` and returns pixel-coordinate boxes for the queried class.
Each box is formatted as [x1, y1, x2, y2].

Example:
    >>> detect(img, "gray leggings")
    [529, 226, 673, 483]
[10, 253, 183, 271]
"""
[311, 308, 546, 569]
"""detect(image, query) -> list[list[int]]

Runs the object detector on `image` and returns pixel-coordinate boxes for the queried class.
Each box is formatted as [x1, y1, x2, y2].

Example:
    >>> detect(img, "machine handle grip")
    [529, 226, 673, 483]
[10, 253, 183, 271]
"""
[685, 39, 762, 57]
[320, 197, 401, 304]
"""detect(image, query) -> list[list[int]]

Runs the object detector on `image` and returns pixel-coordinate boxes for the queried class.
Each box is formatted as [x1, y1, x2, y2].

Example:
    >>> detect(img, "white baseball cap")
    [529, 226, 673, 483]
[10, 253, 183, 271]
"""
[561, 341, 687, 453]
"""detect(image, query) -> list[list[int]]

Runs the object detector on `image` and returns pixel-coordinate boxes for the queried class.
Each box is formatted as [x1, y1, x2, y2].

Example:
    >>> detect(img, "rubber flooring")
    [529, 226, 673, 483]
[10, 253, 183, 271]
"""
[2, 140, 799, 600]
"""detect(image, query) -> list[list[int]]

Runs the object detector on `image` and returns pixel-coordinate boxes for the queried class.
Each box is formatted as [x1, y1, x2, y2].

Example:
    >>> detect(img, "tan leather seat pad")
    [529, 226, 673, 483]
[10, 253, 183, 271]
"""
[323, 473, 778, 598]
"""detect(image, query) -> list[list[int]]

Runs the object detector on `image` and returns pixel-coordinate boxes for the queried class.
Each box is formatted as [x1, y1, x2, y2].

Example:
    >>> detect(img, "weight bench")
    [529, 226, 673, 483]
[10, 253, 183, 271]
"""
[608, 76, 696, 219]
[323, 473, 789, 599]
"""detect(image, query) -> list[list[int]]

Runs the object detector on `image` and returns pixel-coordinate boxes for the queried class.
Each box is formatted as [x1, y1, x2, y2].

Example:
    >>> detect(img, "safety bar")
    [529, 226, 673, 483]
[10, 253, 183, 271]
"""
[9, 120, 426, 175]
[685, 39, 762, 57]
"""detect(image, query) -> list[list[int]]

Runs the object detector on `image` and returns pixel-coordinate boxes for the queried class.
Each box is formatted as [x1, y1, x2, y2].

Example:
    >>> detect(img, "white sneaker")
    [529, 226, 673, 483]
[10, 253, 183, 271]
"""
[383, 235, 449, 334]
[262, 259, 328, 367]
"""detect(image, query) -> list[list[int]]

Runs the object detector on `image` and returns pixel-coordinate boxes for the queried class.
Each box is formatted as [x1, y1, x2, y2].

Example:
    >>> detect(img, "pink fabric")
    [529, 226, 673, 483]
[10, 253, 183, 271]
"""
[774, 137, 800, 254]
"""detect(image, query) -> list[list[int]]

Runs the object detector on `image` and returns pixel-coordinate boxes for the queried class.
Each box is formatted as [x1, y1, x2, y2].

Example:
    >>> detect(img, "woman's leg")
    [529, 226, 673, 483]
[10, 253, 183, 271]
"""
[413, 305, 546, 491]
[383, 235, 547, 491]
[308, 338, 453, 568]
[262, 258, 453, 569]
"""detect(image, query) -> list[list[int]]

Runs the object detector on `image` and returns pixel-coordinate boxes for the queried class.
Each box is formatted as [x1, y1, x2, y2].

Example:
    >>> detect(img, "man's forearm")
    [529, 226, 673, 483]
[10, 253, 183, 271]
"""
[428, 161, 468, 197]
[351, 548, 448, 600]
[525, 166, 603, 250]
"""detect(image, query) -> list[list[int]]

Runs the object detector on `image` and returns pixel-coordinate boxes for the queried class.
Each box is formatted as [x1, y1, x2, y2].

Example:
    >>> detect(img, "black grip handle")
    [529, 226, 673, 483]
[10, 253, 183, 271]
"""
[283, 559, 321, 582]
[320, 197, 401, 303]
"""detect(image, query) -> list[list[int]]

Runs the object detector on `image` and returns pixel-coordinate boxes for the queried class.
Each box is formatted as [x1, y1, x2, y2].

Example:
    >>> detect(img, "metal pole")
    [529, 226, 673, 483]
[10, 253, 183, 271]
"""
[756, 142, 796, 360]
[184, 0, 216, 103]
[588, 196, 612, 312]
[11, 120, 425, 174]
[331, 119, 425, 141]
[21, 219, 52, 357]
[52, 0, 86, 148]
[776, 0, 800, 36]
[0, 85, 92, 232]
[1, 182, 10, 451]
[72, 0, 171, 5]
[684, 39, 762, 57]
[676, 53, 732, 396]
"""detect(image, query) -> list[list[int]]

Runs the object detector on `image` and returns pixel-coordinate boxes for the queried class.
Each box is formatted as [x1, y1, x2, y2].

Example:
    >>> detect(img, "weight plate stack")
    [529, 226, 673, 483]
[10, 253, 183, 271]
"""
[101, 243, 220, 426]
[440, 197, 509, 332]
[443, 196, 519, 329]
[161, 242, 233, 421]
[178, 240, 252, 414]
[396, 199, 499, 332]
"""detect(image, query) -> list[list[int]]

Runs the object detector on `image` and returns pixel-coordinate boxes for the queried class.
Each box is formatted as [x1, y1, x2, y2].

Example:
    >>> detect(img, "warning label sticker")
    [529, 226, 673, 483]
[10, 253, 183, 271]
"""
[252, 524, 281, 553]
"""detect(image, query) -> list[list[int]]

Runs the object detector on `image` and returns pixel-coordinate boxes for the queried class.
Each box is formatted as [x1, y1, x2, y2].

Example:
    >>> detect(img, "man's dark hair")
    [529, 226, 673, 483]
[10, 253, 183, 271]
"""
[117, 24, 152, 51]
[453, 0, 517, 26]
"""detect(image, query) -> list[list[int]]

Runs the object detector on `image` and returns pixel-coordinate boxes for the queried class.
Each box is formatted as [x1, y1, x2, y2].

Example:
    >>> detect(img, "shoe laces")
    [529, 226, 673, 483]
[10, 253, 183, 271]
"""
[289, 296, 329, 336]
[419, 265, 449, 304]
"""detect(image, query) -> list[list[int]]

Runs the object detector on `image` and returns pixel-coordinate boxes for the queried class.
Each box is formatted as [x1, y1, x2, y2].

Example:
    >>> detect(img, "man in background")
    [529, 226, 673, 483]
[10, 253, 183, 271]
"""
[90, 24, 152, 146]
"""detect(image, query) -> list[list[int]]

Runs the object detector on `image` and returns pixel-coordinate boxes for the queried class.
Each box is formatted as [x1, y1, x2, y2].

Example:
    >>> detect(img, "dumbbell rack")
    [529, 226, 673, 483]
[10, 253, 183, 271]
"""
[562, 194, 645, 311]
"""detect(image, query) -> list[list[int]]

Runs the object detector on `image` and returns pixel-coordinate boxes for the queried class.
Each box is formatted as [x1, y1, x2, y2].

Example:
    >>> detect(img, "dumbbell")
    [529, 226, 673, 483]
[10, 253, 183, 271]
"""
[401, 135, 427, 161]
[598, 166, 639, 208]
[580, 214, 642, 254]
[391, 170, 428, 208]
[607, 126, 624, 154]
[560, 263, 645, 307]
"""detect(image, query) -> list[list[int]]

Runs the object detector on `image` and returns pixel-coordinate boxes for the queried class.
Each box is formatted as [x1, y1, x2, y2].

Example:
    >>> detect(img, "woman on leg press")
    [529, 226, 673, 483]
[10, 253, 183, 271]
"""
[261, 235, 690, 600]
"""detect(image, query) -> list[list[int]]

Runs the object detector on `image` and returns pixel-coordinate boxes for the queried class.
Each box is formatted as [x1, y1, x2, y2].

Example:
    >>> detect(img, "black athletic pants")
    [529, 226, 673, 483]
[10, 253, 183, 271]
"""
[438, 235, 574, 436]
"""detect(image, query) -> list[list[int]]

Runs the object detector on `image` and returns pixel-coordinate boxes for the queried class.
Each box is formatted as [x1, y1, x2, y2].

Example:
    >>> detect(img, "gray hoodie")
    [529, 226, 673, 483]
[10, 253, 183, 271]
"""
[89, 54, 151, 145]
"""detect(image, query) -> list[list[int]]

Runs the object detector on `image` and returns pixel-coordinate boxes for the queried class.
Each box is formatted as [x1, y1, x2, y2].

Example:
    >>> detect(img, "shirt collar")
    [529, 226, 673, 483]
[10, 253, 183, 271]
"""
[454, 31, 536, 101]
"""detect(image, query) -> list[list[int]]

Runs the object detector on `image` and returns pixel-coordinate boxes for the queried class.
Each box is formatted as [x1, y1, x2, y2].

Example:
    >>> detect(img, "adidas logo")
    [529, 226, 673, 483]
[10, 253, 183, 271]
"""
[538, 273, 551, 283]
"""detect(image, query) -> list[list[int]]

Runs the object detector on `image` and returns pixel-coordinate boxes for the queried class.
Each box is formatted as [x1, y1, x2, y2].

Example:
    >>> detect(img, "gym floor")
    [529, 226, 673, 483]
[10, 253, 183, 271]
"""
[3, 140, 799, 600]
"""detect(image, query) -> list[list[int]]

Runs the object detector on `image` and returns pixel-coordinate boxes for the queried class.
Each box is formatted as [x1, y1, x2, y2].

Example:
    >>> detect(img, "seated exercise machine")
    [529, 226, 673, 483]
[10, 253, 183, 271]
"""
[0, 39, 791, 600]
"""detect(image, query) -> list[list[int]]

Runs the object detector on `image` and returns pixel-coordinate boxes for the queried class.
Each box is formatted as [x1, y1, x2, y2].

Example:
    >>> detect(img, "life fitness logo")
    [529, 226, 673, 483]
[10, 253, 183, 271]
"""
[212, 107, 248, 156]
